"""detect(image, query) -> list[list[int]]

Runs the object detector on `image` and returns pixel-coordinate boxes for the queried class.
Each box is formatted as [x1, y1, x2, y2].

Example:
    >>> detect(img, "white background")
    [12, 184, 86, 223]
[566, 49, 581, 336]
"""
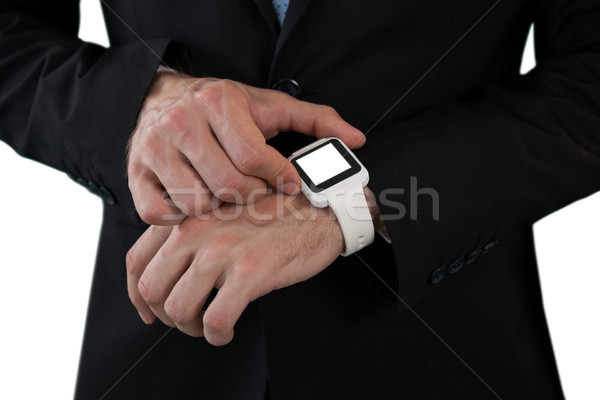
[0, 1, 598, 398]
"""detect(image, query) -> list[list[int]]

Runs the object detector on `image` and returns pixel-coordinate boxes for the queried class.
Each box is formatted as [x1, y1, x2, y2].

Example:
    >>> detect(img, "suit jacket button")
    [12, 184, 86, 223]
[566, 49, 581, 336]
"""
[466, 249, 483, 264]
[271, 79, 301, 98]
[86, 181, 100, 196]
[99, 186, 117, 205]
[447, 258, 465, 275]
[429, 266, 447, 285]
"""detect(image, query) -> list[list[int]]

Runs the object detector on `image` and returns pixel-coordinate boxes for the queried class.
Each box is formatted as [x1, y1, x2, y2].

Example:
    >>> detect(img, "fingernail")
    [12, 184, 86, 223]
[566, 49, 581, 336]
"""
[138, 311, 151, 324]
[282, 182, 300, 195]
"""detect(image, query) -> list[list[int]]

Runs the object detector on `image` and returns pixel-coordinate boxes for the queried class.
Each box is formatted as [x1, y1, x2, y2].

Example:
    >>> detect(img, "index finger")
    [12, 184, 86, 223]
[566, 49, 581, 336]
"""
[207, 99, 302, 195]
[260, 91, 366, 149]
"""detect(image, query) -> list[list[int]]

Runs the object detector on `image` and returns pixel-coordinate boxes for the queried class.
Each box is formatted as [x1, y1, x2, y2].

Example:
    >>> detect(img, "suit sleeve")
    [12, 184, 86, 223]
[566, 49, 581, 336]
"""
[0, 0, 173, 216]
[358, 0, 600, 304]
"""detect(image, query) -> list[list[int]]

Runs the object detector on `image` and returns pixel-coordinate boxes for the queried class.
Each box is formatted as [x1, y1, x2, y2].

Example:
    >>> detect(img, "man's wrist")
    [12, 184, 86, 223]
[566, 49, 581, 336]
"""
[295, 186, 390, 252]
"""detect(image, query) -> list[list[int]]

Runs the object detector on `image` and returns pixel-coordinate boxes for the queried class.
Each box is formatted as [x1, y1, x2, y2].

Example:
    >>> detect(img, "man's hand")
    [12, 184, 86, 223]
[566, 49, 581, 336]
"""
[127, 70, 365, 225]
[126, 192, 344, 346]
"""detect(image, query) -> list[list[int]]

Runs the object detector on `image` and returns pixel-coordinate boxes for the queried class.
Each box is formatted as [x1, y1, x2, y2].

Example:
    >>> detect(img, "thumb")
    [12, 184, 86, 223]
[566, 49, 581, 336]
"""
[311, 108, 366, 149]
[263, 93, 366, 149]
[253, 145, 302, 196]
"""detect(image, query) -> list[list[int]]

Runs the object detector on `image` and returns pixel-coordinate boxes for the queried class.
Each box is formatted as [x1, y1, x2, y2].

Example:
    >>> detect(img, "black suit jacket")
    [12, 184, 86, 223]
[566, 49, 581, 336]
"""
[2, 0, 600, 398]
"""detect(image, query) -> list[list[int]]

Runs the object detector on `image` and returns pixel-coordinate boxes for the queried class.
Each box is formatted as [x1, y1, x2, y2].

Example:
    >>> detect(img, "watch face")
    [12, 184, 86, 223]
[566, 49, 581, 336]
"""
[291, 139, 362, 193]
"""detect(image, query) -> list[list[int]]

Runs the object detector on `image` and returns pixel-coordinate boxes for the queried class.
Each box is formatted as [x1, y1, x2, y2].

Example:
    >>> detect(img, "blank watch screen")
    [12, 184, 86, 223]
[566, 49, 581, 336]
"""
[291, 139, 361, 192]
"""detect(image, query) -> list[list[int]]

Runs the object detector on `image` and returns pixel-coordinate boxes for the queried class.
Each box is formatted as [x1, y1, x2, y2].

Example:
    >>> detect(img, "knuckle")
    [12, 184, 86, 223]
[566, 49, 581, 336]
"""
[194, 83, 223, 107]
[230, 262, 256, 284]
[236, 150, 264, 175]
[214, 79, 240, 97]
[138, 129, 162, 155]
[217, 79, 237, 91]
[314, 105, 342, 130]
[318, 106, 340, 124]
[137, 275, 150, 299]
[203, 311, 228, 334]
[137, 205, 163, 225]
[194, 79, 243, 111]
[125, 247, 138, 275]
[131, 190, 159, 220]
[138, 276, 160, 305]
[164, 299, 187, 323]
[158, 107, 187, 133]
[320, 105, 339, 117]
[175, 128, 197, 150]
[127, 159, 144, 178]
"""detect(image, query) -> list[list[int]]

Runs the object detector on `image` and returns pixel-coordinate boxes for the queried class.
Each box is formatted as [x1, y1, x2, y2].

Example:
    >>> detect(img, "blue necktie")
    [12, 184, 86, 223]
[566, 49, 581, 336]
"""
[272, 0, 290, 27]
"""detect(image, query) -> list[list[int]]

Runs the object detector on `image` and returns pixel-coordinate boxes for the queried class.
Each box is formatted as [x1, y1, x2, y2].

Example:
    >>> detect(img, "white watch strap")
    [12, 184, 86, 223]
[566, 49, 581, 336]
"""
[325, 180, 375, 256]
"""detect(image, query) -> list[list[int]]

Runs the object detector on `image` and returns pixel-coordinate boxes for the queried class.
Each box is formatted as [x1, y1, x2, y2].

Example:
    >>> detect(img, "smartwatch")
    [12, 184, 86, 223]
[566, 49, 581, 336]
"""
[289, 137, 375, 256]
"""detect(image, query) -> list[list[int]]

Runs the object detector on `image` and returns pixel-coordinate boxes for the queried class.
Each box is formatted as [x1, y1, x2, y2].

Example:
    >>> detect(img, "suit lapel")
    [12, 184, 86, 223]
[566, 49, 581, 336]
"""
[253, 0, 279, 37]
[277, 0, 313, 49]
[256, 0, 314, 85]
